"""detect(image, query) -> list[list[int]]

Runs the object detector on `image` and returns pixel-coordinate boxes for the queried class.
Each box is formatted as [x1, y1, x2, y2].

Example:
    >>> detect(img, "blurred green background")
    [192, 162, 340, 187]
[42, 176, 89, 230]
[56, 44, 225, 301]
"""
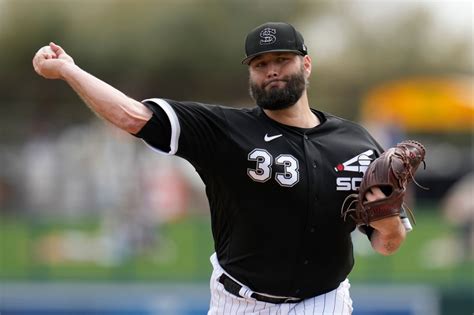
[0, 0, 473, 314]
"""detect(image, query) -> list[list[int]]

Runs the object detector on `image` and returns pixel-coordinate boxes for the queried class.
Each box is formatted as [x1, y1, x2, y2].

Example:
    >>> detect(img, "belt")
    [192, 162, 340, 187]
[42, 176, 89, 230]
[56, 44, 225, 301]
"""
[218, 273, 303, 304]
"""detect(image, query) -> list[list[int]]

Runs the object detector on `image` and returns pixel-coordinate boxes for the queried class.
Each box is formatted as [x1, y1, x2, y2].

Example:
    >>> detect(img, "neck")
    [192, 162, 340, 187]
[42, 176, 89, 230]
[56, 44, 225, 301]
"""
[263, 92, 320, 128]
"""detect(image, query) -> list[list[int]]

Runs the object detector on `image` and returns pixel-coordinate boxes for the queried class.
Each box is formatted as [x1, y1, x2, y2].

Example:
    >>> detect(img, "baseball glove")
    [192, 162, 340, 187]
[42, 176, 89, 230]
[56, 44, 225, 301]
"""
[341, 140, 426, 226]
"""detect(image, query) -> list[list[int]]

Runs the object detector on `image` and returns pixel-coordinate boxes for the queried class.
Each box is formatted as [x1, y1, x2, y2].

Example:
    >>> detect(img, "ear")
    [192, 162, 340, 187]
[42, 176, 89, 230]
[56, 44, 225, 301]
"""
[303, 55, 312, 76]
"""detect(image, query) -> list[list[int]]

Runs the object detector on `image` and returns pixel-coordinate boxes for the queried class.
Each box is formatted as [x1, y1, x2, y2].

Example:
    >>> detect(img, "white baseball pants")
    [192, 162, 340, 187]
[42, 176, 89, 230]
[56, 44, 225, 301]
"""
[208, 253, 353, 315]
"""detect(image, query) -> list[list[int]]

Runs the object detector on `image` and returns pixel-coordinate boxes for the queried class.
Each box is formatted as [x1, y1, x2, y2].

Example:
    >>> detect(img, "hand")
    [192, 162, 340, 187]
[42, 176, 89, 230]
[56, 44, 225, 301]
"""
[32, 42, 75, 79]
[365, 187, 403, 234]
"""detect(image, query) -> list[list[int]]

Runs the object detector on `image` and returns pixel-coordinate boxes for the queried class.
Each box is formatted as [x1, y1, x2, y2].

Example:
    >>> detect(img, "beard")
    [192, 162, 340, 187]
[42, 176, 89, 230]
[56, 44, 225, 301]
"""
[249, 67, 307, 110]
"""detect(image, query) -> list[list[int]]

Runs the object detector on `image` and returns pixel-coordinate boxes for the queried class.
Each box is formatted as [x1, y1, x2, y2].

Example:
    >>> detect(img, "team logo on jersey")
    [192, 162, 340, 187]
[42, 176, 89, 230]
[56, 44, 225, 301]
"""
[334, 149, 374, 174]
[334, 150, 375, 191]
[260, 28, 277, 45]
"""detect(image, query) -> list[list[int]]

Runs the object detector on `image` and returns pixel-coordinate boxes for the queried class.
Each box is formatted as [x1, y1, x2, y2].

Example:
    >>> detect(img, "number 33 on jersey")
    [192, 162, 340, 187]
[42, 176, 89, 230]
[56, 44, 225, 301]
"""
[247, 149, 300, 187]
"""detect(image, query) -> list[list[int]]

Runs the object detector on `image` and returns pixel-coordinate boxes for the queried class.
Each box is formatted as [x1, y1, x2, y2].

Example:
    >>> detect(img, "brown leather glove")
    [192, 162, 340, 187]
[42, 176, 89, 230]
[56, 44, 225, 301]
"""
[341, 140, 426, 226]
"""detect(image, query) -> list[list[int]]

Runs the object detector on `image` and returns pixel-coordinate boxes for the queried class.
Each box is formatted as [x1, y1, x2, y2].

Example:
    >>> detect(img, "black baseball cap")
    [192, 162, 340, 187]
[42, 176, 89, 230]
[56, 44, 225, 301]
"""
[242, 22, 308, 65]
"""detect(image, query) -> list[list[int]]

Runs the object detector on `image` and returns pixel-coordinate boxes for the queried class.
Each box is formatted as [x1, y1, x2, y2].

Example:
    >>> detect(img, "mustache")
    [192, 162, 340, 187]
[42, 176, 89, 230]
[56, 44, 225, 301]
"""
[263, 78, 288, 88]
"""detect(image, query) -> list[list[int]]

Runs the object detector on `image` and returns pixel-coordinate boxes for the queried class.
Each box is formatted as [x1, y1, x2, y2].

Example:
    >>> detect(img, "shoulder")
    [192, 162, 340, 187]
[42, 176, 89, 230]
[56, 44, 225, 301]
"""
[166, 100, 257, 116]
[210, 104, 263, 122]
[320, 111, 374, 135]
[322, 111, 365, 130]
[316, 110, 383, 152]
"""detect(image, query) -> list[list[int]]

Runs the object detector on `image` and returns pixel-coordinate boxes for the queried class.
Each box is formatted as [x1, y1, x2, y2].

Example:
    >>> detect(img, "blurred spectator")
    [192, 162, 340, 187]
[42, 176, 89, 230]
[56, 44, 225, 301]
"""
[363, 117, 406, 151]
[0, 177, 14, 213]
[442, 172, 474, 261]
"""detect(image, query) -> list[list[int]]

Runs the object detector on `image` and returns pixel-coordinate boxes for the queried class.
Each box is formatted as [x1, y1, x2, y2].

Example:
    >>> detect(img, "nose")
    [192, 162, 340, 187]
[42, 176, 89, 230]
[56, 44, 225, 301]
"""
[266, 63, 279, 78]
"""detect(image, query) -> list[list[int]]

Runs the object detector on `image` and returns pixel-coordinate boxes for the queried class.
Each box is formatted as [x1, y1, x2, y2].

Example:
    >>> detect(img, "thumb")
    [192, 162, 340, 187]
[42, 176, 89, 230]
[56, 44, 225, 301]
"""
[49, 42, 65, 56]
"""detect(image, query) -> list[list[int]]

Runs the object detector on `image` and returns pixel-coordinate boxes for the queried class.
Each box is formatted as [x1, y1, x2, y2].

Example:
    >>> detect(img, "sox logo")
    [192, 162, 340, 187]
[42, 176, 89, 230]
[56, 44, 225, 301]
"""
[335, 150, 374, 191]
[260, 28, 277, 45]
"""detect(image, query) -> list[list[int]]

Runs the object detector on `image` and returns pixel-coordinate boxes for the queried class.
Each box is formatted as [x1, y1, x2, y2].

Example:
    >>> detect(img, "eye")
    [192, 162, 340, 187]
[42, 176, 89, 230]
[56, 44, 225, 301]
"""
[254, 61, 266, 69]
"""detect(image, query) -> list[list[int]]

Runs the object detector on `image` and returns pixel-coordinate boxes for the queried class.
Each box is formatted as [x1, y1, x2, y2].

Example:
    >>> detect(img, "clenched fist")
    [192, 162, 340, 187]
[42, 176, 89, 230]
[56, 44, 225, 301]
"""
[32, 42, 74, 79]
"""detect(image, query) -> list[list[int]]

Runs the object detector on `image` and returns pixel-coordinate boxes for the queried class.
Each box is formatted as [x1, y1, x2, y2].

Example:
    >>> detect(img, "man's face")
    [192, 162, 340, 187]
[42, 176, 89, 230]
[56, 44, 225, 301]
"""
[248, 53, 309, 110]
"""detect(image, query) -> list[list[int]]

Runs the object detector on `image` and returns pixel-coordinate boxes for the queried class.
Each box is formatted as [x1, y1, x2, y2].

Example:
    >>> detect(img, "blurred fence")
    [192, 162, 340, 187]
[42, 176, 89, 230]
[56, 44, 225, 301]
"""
[0, 282, 441, 315]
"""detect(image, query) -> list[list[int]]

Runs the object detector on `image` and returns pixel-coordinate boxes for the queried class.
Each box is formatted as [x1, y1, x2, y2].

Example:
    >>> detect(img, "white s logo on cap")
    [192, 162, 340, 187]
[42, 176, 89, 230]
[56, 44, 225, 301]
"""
[259, 28, 276, 45]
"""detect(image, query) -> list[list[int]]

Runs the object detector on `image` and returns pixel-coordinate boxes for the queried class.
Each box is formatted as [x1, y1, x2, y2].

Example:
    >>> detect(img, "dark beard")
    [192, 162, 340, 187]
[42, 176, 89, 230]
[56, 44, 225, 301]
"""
[249, 70, 306, 110]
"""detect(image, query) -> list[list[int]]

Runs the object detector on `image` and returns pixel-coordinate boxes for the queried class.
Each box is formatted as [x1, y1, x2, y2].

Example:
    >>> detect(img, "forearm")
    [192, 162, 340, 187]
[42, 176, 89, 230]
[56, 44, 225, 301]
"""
[60, 63, 152, 133]
[370, 217, 406, 255]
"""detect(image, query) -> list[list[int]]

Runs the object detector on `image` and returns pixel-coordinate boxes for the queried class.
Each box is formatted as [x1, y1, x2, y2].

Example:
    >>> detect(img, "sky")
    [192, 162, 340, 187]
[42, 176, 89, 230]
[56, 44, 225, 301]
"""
[425, 0, 473, 36]
[307, 0, 472, 62]
[350, 0, 472, 36]
[0, 0, 471, 34]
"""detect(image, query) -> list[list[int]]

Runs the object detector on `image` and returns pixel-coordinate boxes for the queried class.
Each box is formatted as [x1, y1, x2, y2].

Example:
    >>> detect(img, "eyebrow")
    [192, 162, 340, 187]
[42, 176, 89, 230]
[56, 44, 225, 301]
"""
[251, 52, 293, 64]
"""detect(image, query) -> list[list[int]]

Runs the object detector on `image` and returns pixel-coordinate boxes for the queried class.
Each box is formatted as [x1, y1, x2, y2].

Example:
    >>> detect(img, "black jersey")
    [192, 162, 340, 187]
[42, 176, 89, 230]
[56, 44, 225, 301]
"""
[135, 98, 383, 299]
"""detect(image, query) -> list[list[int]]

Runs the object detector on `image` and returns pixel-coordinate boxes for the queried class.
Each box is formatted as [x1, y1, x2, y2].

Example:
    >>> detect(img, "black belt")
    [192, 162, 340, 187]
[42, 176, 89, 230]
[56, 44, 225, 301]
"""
[218, 273, 303, 304]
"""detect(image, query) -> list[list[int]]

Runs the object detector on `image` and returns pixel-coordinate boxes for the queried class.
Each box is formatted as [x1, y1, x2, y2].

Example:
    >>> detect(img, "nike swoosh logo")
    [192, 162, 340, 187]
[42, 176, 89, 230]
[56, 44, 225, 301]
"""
[264, 134, 283, 142]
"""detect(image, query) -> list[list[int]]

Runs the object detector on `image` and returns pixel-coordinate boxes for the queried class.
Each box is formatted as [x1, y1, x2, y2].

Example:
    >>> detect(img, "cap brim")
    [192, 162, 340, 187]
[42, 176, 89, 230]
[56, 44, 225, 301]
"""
[241, 49, 305, 65]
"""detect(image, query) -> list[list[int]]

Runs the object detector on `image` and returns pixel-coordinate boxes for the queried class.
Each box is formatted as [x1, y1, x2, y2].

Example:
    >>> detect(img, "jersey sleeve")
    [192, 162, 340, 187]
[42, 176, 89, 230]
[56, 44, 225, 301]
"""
[133, 98, 229, 169]
[133, 102, 172, 153]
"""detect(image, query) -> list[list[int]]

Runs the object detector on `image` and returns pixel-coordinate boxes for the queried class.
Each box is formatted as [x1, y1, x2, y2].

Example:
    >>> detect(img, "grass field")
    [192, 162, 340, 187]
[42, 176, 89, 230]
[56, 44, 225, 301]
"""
[1, 207, 473, 287]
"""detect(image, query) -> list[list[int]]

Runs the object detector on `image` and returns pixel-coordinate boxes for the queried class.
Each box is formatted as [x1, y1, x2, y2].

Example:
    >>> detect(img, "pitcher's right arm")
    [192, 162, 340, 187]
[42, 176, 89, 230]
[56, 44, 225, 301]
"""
[32, 42, 152, 134]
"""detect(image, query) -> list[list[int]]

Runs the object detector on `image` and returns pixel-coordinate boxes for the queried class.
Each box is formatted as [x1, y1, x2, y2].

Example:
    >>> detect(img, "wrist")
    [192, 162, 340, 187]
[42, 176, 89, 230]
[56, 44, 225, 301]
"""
[372, 219, 406, 240]
[369, 215, 402, 234]
[377, 226, 406, 239]
[59, 62, 78, 81]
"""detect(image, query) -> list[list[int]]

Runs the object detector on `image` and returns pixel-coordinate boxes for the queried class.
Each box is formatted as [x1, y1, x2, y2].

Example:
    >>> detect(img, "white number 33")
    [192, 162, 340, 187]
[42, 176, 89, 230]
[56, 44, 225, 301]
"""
[247, 149, 300, 187]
